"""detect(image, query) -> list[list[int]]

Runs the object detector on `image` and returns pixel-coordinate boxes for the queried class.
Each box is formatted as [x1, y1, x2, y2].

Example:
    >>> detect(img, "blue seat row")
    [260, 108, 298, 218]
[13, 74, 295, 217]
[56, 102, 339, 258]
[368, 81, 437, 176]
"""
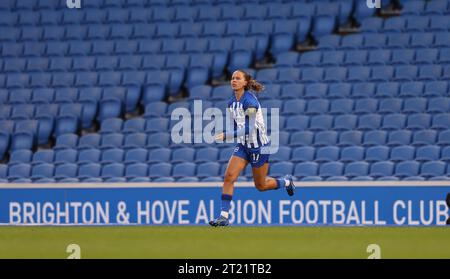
[190, 81, 450, 101]
[254, 65, 450, 84]
[2, 158, 449, 183]
[318, 32, 450, 50]
[0, 70, 183, 96]
[288, 129, 450, 148]
[0, 2, 350, 25]
[277, 48, 450, 68]
[360, 15, 450, 33]
[0, 53, 227, 78]
[399, 0, 450, 16]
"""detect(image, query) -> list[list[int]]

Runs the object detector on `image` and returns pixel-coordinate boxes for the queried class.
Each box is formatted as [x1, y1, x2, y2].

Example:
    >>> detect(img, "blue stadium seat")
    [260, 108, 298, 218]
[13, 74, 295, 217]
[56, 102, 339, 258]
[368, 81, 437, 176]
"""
[354, 99, 378, 115]
[100, 118, 124, 134]
[101, 148, 124, 165]
[370, 161, 395, 178]
[100, 133, 124, 150]
[294, 162, 319, 178]
[171, 147, 195, 163]
[147, 132, 170, 148]
[123, 133, 147, 149]
[124, 148, 148, 165]
[32, 149, 54, 165]
[125, 163, 150, 182]
[196, 162, 221, 178]
[291, 146, 315, 163]
[122, 118, 145, 134]
[345, 162, 370, 178]
[305, 99, 330, 115]
[387, 130, 412, 146]
[403, 98, 427, 114]
[54, 115, 79, 137]
[428, 97, 450, 114]
[102, 163, 126, 182]
[290, 131, 314, 147]
[285, 115, 309, 131]
[338, 130, 363, 147]
[7, 163, 31, 181]
[98, 99, 123, 121]
[54, 149, 77, 165]
[390, 145, 415, 162]
[406, 113, 431, 130]
[304, 84, 327, 100]
[78, 163, 102, 181]
[365, 145, 390, 162]
[172, 162, 196, 178]
[312, 15, 336, 39]
[395, 161, 420, 178]
[382, 114, 406, 131]
[441, 146, 450, 162]
[333, 114, 357, 131]
[143, 102, 167, 118]
[314, 146, 339, 163]
[77, 149, 101, 165]
[375, 82, 399, 98]
[9, 149, 33, 166]
[340, 146, 364, 163]
[269, 162, 294, 177]
[319, 162, 344, 177]
[432, 113, 450, 130]
[31, 163, 54, 181]
[195, 147, 219, 163]
[363, 130, 387, 147]
[313, 130, 338, 147]
[54, 163, 78, 181]
[421, 161, 446, 178]
[309, 115, 333, 131]
[269, 146, 291, 163]
[415, 145, 440, 162]
[147, 148, 171, 164]
[412, 129, 437, 146]
[78, 133, 101, 150]
[54, 134, 78, 150]
[378, 98, 402, 114]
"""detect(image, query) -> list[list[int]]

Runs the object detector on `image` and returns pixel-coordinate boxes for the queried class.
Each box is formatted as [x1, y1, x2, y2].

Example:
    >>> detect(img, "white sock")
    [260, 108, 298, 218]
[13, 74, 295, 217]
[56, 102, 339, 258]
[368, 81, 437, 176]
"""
[285, 179, 290, 187]
[220, 211, 229, 219]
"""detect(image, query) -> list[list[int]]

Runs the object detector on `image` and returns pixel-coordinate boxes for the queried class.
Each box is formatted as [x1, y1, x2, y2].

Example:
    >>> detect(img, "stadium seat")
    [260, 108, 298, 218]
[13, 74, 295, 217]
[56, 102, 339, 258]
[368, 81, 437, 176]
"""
[415, 145, 440, 162]
[315, 146, 339, 163]
[54, 149, 77, 165]
[395, 161, 420, 178]
[365, 145, 389, 163]
[77, 149, 101, 165]
[370, 161, 395, 178]
[390, 145, 415, 162]
[54, 163, 78, 181]
[125, 163, 150, 182]
[31, 163, 54, 181]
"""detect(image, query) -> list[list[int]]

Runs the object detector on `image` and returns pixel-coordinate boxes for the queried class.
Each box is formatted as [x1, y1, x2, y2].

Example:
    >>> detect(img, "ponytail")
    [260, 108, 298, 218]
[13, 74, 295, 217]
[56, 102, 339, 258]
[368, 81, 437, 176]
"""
[237, 70, 265, 93]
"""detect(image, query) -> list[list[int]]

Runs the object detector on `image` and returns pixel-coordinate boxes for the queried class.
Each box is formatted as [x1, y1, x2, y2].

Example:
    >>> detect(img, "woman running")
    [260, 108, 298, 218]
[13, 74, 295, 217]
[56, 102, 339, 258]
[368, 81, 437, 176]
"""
[209, 70, 295, 227]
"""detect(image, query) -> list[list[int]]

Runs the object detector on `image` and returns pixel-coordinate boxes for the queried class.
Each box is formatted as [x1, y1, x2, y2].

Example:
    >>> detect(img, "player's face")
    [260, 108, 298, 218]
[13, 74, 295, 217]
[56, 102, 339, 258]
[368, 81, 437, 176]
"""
[231, 71, 247, 91]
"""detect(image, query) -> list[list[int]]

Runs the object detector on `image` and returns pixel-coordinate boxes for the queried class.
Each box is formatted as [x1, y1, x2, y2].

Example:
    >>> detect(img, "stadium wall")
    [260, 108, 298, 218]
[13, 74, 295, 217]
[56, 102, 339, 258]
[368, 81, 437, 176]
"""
[1, 182, 449, 226]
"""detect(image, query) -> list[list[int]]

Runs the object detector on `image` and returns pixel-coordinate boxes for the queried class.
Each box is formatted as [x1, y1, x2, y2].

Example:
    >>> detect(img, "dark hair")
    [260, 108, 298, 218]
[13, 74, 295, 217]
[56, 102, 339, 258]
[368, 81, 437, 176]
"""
[236, 70, 265, 93]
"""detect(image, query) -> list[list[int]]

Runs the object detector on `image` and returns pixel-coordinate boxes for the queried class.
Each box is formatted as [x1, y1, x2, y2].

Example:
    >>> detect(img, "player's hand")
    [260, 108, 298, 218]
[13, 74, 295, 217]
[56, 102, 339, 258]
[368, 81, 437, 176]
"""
[215, 133, 225, 141]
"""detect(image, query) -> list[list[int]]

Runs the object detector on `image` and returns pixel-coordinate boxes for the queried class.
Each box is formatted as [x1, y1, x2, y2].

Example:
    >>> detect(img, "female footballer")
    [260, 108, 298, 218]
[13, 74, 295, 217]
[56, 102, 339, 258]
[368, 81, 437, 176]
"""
[209, 70, 295, 227]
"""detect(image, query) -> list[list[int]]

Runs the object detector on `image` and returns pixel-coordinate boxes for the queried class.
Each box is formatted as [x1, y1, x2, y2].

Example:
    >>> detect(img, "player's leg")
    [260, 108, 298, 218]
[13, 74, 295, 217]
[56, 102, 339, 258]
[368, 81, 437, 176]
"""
[209, 154, 248, 227]
[222, 155, 248, 196]
[250, 153, 295, 196]
[251, 162, 279, 191]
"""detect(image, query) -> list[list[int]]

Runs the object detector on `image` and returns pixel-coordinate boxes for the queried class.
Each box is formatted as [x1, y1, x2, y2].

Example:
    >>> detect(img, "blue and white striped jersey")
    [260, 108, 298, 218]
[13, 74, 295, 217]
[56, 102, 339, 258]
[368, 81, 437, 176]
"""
[227, 91, 270, 148]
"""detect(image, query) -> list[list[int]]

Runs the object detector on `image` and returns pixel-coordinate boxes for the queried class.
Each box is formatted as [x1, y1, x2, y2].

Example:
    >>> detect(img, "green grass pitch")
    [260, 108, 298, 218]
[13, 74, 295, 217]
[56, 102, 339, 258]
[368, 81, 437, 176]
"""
[0, 226, 449, 259]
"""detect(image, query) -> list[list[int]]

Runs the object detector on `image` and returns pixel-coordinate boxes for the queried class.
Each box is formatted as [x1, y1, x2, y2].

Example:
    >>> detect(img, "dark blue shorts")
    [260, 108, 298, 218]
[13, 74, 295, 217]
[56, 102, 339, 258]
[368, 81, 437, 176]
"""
[232, 144, 270, 168]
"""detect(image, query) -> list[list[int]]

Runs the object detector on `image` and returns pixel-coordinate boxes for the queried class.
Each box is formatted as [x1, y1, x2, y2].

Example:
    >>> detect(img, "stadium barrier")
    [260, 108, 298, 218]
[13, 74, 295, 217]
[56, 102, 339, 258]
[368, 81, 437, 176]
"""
[1, 182, 449, 226]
